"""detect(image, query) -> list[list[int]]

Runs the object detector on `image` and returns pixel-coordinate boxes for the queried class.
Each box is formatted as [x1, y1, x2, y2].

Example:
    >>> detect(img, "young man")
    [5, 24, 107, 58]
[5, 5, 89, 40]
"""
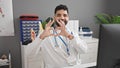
[26, 4, 87, 68]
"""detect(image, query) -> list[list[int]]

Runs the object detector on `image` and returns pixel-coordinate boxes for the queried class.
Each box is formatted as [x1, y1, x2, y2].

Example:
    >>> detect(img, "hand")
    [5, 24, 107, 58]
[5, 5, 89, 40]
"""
[30, 28, 36, 41]
[40, 19, 54, 39]
[55, 20, 69, 37]
[55, 20, 74, 40]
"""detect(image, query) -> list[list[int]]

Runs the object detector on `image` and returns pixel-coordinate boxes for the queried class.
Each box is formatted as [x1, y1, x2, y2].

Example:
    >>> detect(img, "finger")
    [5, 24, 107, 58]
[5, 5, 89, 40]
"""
[31, 28, 36, 35]
[48, 19, 54, 26]
[56, 20, 62, 26]
[49, 19, 54, 26]
[55, 27, 61, 30]
[49, 34, 56, 36]
[46, 21, 51, 26]
[49, 27, 54, 30]
[45, 21, 53, 28]
[54, 17, 61, 26]
[59, 20, 65, 25]
[30, 28, 36, 41]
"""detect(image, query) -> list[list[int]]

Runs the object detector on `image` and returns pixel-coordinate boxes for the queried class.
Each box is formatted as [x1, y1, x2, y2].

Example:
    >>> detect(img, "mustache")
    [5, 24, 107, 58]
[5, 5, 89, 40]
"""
[59, 19, 68, 25]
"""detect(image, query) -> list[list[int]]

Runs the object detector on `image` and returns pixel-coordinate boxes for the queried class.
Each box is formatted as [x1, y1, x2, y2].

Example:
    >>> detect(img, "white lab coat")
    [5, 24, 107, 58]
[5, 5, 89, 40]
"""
[26, 27, 87, 68]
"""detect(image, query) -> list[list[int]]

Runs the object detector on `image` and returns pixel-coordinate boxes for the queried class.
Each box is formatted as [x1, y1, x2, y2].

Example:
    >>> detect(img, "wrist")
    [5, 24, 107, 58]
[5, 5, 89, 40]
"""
[39, 34, 45, 40]
[65, 32, 74, 40]
[67, 34, 74, 40]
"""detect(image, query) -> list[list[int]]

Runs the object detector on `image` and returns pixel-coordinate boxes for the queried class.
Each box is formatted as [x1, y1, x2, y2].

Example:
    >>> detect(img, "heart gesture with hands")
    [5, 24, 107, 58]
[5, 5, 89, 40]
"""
[40, 19, 74, 40]
[55, 19, 70, 37]
[39, 19, 55, 39]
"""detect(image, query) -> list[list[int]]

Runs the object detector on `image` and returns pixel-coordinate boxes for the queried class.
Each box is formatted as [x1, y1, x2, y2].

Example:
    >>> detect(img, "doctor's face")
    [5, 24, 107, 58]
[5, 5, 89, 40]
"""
[54, 10, 69, 25]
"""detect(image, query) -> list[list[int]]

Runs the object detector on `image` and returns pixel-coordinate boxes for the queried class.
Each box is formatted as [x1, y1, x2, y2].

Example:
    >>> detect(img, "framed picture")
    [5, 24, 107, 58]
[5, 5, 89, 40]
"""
[0, 0, 14, 36]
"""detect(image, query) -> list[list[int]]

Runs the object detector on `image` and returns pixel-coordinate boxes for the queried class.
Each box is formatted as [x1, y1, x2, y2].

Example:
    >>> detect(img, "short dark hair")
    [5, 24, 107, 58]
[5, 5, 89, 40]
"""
[54, 4, 69, 14]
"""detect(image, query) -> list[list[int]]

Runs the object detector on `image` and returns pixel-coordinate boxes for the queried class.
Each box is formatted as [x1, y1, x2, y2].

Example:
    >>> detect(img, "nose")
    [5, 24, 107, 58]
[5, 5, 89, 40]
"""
[60, 15, 64, 20]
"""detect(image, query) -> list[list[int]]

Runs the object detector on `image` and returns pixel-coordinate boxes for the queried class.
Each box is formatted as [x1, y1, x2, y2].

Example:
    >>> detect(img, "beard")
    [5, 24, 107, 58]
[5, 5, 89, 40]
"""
[60, 19, 68, 25]
[55, 19, 68, 27]
[64, 20, 68, 25]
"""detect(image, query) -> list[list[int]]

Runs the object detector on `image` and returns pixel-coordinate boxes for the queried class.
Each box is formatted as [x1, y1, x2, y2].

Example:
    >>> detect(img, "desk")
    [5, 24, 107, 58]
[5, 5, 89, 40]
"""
[21, 38, 99, 68]
[80, 38, 99, 66]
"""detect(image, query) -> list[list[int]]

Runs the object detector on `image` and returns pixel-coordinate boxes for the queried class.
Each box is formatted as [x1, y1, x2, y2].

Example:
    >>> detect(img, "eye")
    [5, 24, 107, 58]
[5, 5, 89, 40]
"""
[56, 14, 61, 17]
[64, 14, 68, 17]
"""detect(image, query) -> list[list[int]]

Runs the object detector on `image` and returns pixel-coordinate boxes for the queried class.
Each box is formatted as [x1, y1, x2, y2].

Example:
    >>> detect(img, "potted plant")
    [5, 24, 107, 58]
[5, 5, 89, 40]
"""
[95, 13, 120, 24]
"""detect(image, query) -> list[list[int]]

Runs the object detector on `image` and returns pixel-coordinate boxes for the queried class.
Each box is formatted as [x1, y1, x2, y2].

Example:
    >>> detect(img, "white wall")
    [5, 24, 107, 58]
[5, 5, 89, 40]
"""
[0, 0, 106, 68]
[12, 0, 105, 38]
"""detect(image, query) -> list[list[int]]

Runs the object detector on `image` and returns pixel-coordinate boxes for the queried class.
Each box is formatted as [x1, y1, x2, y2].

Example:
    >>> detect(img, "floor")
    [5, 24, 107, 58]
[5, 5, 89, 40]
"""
[87, 66, 96, 68]
[63, 62, 96, 68]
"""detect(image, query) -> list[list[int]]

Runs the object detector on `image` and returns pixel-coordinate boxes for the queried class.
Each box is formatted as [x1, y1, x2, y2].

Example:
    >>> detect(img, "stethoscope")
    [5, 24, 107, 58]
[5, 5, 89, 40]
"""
[53, 29, 70, 55]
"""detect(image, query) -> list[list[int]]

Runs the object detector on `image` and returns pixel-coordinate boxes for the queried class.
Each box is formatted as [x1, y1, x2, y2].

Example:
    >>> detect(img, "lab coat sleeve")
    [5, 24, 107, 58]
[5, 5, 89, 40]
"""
[25, 37, 45, 68]
[69, 33, 88, 54]
[25, 37, 42, 57]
